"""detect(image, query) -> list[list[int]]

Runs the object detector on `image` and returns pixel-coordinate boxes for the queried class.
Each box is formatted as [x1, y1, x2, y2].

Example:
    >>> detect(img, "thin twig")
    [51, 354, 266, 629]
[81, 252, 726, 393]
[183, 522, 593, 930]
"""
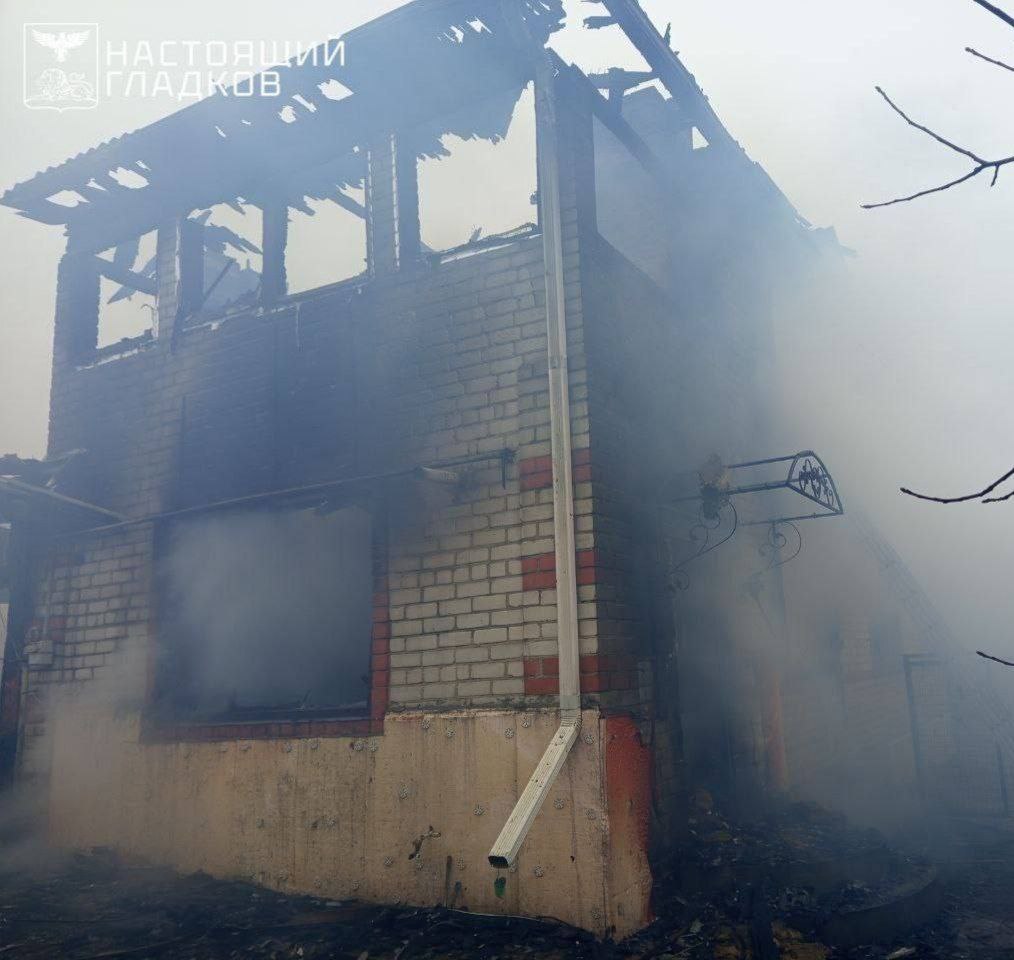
[863, 167, 984, 208]
[971, 0, 1014, 30]
[977, 650, 1014, 667]
[966, 46, 1014, 72]
[873, 86, 983, 162]
[862, 87, 1014, 207]
[900, 465, 1014, 503]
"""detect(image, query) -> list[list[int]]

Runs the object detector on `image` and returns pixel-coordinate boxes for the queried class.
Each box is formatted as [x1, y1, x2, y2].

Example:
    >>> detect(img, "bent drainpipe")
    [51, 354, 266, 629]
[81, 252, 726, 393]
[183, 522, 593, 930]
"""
[488, 57, 582, 870]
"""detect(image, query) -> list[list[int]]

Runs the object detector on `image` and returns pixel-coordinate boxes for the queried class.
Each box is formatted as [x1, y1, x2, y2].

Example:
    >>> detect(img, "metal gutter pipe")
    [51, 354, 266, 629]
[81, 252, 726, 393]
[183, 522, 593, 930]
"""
[488, 55, 582, 870]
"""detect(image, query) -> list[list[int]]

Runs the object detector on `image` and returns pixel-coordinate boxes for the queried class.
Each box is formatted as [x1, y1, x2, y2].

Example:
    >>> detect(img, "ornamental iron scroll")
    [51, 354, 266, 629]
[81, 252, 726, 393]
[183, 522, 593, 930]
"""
[720, 450, 844, 525]
[662, 450, 844, 588]
[784, 454, 842, 518]
[663, 499, 738, 591]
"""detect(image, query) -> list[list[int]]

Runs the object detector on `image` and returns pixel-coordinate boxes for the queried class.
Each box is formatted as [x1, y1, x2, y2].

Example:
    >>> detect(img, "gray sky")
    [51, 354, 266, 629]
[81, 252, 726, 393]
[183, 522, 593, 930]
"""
[1, 0, 1012, 655]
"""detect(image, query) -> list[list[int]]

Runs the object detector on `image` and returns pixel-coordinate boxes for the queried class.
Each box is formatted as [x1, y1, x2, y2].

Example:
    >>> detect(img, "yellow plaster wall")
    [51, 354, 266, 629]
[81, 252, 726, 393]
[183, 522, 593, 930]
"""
[43, 703, 651, 937]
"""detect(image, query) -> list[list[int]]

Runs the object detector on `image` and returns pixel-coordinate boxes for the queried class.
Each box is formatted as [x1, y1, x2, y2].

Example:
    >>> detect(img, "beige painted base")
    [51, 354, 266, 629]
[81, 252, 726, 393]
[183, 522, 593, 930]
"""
[39, 700, 652, 937]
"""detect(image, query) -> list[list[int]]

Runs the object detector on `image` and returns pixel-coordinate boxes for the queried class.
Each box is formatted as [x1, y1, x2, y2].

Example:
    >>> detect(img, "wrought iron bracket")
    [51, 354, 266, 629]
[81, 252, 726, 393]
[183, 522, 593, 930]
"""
[674, 450, 844, 525]
[661, 450, 843, 590]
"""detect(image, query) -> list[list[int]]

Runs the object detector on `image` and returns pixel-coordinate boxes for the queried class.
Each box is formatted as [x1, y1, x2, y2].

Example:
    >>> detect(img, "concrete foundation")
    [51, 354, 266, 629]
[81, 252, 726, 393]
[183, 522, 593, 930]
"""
[44, 698, 652, 937]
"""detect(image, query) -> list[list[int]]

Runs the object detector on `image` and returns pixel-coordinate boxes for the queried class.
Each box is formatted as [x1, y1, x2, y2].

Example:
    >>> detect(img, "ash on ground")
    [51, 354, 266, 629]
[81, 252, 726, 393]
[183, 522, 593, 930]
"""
[2, 800, 1012, 959]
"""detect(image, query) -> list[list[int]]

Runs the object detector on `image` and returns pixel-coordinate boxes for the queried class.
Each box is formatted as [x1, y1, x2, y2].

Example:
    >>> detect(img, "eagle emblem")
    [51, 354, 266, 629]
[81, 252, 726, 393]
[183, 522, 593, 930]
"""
[31, 29, 90, 62]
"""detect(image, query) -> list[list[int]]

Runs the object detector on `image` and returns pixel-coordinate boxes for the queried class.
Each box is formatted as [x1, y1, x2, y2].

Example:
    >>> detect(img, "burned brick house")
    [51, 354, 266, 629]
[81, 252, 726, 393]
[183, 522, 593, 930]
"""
[1, 0, 1008, 939]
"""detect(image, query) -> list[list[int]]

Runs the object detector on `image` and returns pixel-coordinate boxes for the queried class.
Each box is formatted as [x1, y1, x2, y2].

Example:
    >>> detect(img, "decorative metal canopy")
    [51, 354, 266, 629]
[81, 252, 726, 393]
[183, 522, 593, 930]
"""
[662, 449, 844, 589]
[719, 450, 844, 525]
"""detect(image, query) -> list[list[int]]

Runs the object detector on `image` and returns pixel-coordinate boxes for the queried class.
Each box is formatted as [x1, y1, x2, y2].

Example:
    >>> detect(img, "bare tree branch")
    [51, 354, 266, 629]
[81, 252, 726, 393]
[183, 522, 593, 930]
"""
[977, 650, 1014, 667]
[862, 168, 984, 208]
[879, 1, 1014, 509]
[872, 86, 983, 162]
[966, 45, 1014, 72]
[900, 465, 1014, 503]
[862, 87, 1014, 207]
[970, 0, 1014, 30]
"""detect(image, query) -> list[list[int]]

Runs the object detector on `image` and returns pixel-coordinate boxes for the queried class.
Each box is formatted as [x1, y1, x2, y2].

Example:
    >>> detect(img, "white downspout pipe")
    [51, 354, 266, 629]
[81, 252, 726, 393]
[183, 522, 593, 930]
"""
[488, 57, 582, 870]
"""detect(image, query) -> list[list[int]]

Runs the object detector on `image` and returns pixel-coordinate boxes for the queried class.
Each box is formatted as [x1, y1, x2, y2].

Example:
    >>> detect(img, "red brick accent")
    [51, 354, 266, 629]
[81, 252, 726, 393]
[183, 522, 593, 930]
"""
[521, 547, 599, 591]
[572, 446, 592, 483]
[523, 654, 558, 695]
[522, 653, 638, 696]
[519, 454, 552, 492]
[521, 551, 557, 590]
[604, 715, 654, 926]
[25, 616, 67, 645]
[518, 447, 591, 491]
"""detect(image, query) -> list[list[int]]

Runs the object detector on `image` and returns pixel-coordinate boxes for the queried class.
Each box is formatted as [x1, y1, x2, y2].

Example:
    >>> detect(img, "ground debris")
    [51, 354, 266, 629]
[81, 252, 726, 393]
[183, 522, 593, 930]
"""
[773, 923, 828, 960]
[1, 803, 1012, 960]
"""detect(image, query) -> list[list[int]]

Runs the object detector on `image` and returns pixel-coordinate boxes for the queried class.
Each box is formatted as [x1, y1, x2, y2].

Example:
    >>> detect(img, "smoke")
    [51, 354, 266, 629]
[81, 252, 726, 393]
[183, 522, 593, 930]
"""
[157, 505, 373, 719]
[0, 782, 68, 879]
[0, 0, 1010, 871]
[660, 0, 1014, 668]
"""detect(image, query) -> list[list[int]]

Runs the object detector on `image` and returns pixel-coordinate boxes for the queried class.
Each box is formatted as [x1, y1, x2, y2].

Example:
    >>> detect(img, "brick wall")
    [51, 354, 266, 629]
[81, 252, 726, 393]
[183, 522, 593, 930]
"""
[13, 70, 874, 914]
[19, 74, 612, 764]
[9, 73, 673, 934]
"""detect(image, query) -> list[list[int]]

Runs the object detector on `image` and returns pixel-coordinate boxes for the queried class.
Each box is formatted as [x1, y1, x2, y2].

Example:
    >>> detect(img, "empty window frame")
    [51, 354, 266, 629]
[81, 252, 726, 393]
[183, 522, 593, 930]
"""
[592, 114, 671, 289]
[278, 144, 369, 296]
[94, 228, 158, 349]
[156, 504, 374, 722]
[284, 186, 368, 295]
[184, 202, 263, 319]
[414, 82, 537, 255]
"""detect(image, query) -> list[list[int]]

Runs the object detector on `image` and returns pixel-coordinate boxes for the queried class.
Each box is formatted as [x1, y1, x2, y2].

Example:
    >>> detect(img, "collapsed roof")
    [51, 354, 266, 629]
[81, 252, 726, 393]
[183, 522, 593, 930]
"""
[1, 0, 825, 256]
[1, 0, 563, 250]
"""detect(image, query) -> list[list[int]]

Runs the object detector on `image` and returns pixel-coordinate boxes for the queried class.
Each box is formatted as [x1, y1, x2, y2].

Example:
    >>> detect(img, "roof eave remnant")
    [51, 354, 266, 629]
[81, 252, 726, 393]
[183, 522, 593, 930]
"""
[0, 0, 564, 253]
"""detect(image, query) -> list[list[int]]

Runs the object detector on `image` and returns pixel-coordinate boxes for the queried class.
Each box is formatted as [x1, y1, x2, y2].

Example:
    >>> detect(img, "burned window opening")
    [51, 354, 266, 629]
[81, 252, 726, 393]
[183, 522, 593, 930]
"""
[154, 503, 374, 725]
[257, 142, 370, 297]
[414, 82, 538, 255]
[592, 113, 670, 289]
[283, 187, 368, 296]
[94, 228, 158, 351]
[183, 203, 263, 320]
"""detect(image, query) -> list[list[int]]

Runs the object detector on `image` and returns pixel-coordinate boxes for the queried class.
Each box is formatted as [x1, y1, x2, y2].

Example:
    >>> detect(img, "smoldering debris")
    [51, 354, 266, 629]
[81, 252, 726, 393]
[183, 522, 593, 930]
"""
[667, 796, 944, 953]
[0, 849, 599, 960]
[3, 799, 1014, 960]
